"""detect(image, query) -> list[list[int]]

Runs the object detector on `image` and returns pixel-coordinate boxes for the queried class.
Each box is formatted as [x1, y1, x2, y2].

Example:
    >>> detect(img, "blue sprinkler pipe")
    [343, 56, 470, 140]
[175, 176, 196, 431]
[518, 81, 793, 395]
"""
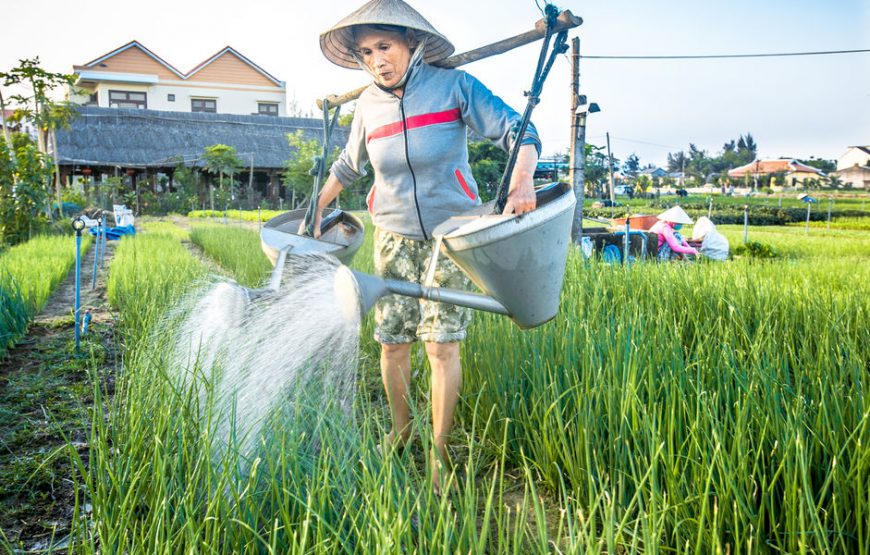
[91, 218, 100, 289]
[72, 217, 85, 352]
[99, 212, 107, 269]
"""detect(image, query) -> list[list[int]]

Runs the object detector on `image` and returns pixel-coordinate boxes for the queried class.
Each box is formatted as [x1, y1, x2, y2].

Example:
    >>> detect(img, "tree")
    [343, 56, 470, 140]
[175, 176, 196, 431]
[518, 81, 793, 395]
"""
[468, 140, 507, 202]
[622, 153, 640, 178]
[735, 133, 757, 165]
[283, 130, 341, 208]
[1, 58, 78, 218]
[826, 174, 843, 189]
[0, 133, 53, 244]
[583, 143, 610, 197]
[667, 150, 688, 173]
[800, 158, 836, 174]
[635, 174, 652, 195]
[202, 144, 242, 211]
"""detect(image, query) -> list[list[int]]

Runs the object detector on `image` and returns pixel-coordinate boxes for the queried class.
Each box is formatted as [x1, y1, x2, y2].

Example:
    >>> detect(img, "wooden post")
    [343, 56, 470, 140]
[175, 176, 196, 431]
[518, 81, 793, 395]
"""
[606, 132, 615, 217]
[248, 153, 255, 210]
[135, 171, 141, 215]
[569, 37, 585, 243]
[827, 195, 832, 230]
[805, 202, 811, 235]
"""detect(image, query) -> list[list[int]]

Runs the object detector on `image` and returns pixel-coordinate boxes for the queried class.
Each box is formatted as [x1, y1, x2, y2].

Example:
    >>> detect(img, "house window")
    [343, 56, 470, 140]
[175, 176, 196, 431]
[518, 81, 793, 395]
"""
[258, 102, 279, 116]
[167, 94, 175, 102]
[192, 99, 216, 113]
[85, 93, 98, 106]
[109, 90, 147, 109]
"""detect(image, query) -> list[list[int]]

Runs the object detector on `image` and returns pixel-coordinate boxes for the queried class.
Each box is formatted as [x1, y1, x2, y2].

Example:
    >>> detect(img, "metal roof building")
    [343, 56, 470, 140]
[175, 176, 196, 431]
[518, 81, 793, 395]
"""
[55, 105, 346, 170]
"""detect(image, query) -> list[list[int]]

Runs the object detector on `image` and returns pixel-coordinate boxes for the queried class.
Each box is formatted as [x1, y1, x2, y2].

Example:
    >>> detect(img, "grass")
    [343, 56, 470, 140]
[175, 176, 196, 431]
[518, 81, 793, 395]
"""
[106, 232, 207, 341]
[786, 216, 870, 231]
[188, 208, 287, 223]
[44, 221, 870, 552]
[0, 234, 92, 358]
[462, 237, 869, 551]
[189, 224, 273, 288]
[139, 219, 191, 240]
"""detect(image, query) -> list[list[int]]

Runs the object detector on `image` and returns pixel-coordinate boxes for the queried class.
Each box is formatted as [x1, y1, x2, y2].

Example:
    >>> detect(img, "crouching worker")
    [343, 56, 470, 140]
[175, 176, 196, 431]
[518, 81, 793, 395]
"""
[650, 206, 698, 261]
[691, 216, 730, 261]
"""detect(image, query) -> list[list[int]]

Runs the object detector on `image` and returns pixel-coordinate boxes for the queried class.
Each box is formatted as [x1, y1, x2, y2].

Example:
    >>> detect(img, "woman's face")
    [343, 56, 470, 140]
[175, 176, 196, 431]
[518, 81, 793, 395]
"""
[354, 27, 413, 89]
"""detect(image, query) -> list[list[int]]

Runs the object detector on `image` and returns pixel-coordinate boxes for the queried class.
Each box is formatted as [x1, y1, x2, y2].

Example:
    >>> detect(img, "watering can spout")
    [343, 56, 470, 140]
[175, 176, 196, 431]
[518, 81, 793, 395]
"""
[336, 267, 511, 322]
[344, 269, 390, 316]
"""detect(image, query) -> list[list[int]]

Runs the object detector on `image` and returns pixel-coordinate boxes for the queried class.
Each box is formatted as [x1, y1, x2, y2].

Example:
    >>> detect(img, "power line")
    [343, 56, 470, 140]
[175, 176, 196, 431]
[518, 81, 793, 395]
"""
[588, 135, 679, 150]
[579, 48, 870, 60]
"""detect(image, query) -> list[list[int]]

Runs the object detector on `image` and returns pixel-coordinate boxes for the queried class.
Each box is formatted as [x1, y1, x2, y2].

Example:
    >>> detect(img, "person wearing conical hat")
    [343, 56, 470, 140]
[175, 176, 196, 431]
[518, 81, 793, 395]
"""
[308, 0, 542, 493]
[650, 206, 699, 260]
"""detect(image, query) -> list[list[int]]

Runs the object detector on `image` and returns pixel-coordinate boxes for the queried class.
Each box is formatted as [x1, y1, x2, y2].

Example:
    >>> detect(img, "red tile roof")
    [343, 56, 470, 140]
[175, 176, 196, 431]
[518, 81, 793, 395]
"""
[728, 159, 825, 178]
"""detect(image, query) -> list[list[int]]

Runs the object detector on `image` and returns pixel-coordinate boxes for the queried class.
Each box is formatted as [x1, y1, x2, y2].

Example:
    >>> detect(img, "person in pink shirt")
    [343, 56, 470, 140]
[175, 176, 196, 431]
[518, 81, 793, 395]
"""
[649, 206, 699, 260]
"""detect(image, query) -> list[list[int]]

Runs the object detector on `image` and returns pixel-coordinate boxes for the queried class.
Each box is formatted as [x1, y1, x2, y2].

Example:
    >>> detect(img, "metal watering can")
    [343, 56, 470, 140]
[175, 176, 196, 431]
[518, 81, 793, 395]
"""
[260, 182, 575, 329]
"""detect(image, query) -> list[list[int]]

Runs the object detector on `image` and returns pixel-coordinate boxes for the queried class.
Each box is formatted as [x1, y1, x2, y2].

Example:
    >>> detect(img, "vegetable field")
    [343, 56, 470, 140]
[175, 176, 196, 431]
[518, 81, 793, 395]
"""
[0, 235, 91, 357]
[1, 217, 868, 553]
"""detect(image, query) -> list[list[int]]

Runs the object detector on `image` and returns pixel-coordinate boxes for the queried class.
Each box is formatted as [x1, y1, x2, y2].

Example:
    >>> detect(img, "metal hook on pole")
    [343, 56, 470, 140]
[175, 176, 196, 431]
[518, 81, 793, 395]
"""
[493, 4, 569, 214]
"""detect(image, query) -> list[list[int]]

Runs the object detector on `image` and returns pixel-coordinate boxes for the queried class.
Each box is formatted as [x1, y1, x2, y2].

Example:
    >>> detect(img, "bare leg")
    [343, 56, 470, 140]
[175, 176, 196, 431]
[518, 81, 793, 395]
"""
[380, 343, 413, 448]
[425, 341, 461, 493]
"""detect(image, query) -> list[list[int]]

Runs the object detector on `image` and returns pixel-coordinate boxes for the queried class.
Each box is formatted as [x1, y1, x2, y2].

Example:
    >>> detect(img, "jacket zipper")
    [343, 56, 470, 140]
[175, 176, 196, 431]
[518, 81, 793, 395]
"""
[399, 97, 428, 240]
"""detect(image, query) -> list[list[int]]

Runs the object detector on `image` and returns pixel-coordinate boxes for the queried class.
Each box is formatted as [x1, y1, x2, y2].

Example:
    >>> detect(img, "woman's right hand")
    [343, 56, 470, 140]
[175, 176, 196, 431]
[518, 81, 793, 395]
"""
[298, 210, 323, 239]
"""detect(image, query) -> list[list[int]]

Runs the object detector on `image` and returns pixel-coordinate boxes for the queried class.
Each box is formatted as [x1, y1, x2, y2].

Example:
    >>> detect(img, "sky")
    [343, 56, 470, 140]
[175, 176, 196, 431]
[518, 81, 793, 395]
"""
[2, 0, 868, 168]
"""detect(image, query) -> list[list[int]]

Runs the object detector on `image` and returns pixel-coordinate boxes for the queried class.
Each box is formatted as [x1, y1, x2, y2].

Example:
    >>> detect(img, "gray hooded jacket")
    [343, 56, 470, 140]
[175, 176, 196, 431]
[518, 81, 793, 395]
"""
[329, 62, 541, 240]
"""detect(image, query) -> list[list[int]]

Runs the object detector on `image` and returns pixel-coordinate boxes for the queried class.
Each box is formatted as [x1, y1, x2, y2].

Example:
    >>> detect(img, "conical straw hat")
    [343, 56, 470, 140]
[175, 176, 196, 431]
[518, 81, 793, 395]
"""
[320, 0, 455, 70]
[657, 205, 694, 225]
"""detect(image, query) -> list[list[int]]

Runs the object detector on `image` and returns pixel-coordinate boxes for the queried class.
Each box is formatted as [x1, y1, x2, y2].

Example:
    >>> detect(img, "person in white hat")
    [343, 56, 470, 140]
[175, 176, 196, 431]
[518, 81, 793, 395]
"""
[650, 206, 699, 260]
[307, 0, 542, 493]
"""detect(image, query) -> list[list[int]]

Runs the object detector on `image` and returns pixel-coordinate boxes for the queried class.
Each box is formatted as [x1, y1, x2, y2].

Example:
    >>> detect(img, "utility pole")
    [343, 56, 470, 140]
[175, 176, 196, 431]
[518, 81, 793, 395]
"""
[606, 132, 615, 206]
[569, 37, 585, 242]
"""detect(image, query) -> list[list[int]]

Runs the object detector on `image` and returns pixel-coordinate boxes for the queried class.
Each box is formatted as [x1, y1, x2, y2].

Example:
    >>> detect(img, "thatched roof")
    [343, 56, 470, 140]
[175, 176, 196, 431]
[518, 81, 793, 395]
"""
[55, 106, 348, 170]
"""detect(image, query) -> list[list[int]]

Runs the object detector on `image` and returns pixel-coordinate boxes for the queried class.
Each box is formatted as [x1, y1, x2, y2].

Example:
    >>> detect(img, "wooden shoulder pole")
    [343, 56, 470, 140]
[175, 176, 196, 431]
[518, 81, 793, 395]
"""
[317, 10, 583, 109]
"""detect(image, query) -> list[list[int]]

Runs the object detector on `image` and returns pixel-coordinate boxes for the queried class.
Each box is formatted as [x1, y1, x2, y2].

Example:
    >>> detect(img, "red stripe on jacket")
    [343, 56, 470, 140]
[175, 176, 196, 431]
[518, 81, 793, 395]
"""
[366, 108, 461, 144]
[366, 185, 376, 214]
[454, 169, 476, 200]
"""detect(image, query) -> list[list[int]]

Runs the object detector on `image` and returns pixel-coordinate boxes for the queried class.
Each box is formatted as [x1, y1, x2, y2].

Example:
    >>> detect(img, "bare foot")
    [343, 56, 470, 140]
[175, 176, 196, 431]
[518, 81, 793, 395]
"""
[378, 429, 411, 455]
[430, 447, 456, 497]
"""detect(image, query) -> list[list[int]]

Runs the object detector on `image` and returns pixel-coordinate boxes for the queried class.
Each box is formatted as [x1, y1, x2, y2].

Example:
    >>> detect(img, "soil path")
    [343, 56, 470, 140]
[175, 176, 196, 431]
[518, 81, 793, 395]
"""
[0, 239, 119, 551]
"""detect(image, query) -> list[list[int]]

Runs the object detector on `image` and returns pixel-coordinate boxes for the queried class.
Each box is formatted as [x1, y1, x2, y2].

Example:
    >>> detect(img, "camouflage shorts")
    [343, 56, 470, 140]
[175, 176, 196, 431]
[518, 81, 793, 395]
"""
[374, 227, 473, 344]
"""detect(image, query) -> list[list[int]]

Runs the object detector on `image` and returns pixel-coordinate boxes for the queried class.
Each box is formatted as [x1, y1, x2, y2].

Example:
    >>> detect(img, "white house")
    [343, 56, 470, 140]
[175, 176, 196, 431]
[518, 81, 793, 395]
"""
[835, 146, 870, 189]
[69, 41, 287, 117]
[837, 146, 870, 171]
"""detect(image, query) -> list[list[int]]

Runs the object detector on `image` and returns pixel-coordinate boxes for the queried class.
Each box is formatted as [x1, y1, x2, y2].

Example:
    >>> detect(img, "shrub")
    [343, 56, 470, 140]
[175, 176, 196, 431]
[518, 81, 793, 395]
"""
[733, 240, 777, 258]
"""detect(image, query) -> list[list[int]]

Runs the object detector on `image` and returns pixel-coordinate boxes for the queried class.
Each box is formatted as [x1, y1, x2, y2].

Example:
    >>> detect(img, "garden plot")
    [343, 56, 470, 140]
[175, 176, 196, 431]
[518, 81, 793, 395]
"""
[1, 220, 868, 553]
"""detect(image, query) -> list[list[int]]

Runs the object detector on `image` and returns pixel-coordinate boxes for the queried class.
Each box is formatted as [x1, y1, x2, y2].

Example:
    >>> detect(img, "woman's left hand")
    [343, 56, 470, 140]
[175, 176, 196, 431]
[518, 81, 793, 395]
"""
[503, 179, 536, 215]
[502, 144, 538, 216]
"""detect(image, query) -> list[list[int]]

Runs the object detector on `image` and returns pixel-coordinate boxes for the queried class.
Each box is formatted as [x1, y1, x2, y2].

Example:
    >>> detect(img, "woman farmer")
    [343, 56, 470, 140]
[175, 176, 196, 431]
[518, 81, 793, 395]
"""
[308, 0, 541, 491]
[650, 206, 699, 260]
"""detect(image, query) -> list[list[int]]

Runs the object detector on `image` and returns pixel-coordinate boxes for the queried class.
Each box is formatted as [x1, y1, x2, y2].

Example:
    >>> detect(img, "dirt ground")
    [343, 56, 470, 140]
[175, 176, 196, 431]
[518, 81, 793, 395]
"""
[0, 241, 118, 550]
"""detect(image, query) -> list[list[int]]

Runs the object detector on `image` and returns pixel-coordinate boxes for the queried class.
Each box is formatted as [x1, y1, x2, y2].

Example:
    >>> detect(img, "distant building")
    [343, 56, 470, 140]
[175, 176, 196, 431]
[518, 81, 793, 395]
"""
[834, 146, 870, 189]
[727, 159, 825, 188]
[68, 41, 287, 117]
[54, 106, 347, 205]
[639, 167, 668, 179]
